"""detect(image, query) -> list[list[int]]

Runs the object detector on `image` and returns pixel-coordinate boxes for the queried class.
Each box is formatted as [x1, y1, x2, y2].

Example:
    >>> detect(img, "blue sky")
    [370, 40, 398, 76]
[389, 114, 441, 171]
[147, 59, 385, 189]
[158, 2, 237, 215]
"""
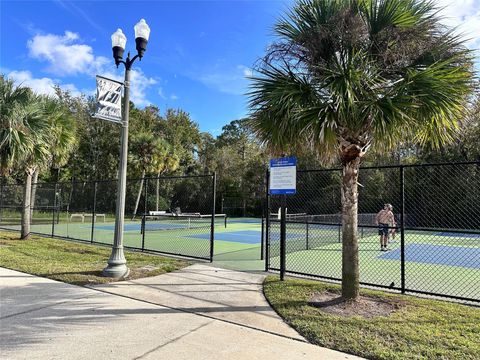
[1, 0, 479, 135]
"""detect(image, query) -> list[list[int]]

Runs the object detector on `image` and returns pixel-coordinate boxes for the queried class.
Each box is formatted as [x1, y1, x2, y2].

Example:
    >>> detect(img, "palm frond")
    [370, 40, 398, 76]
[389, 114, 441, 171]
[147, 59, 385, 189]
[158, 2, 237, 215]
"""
[248, 0, 475, 158]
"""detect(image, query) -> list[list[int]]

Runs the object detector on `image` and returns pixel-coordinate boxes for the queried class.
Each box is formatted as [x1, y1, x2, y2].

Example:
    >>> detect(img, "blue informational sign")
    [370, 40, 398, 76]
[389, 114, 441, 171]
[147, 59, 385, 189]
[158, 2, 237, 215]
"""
[269, 157, 297, 195]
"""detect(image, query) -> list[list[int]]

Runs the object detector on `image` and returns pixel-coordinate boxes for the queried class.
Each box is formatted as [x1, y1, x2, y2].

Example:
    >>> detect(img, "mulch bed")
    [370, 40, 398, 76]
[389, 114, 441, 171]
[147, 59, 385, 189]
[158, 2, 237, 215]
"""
[308, 291, 406, 318]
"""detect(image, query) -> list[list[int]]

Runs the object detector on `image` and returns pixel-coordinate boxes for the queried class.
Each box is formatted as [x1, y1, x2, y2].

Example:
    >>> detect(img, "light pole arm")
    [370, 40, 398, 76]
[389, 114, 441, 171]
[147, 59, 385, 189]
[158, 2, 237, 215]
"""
[116, 52, 140, 70]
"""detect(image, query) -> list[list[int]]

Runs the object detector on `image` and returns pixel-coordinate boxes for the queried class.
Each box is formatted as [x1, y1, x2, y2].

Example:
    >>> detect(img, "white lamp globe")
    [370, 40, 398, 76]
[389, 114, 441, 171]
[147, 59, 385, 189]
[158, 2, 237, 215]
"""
[111, 28, 127, 49]
[134, 19, 150, 41]
[134, 19, 150, 58]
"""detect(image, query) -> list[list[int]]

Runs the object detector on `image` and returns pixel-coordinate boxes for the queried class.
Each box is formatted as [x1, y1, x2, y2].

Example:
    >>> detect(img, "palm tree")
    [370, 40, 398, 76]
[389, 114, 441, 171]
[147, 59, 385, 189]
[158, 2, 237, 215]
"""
[153, 144, 179, 211]
[248, 0, 474, 300]
[30, 97, 76, 216]
[129, 132, 176, 218]
[44, 97, 77, 173]
[0, 76, 50, 239]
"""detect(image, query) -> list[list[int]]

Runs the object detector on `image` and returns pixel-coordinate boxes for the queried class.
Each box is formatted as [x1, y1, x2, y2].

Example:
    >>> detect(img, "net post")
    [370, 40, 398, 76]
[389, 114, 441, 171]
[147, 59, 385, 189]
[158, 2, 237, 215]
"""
[142, 177, 148, 251]
[90, 181, 97, 244]
[338, 224, 341, 243]
[265, 169, 270, 272]
[400, 165, 406, 294]
[210, 172, 217, 262]
[280, 195, 287, 281]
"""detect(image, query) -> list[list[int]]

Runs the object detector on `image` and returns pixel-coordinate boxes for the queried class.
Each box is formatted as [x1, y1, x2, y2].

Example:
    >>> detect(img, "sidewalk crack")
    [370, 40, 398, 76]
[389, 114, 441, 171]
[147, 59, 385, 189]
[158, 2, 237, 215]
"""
[132, 320, 214, 359]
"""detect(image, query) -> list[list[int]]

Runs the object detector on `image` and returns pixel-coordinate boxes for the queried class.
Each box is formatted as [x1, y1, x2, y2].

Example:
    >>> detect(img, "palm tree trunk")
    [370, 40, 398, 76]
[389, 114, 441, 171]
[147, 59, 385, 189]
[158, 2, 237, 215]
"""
[132, 169, 145, 220]
[30, 168, 39, 219]
[21, 170, 34, 239]
[341, 157, 361, 301]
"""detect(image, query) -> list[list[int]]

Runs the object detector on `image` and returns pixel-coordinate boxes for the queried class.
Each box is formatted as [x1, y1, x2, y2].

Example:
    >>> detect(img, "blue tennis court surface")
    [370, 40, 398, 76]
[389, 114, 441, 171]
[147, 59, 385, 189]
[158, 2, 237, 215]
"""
[228, 218, 262, 224]
[436, 231, 480, 238]
[378, 243, 480, 269]
[190, 230, 261, 244]
[189, 230, 305, 244]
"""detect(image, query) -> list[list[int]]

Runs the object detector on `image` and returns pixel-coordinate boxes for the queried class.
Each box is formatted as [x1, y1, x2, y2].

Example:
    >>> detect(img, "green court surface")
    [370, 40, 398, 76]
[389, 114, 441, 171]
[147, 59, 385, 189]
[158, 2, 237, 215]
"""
[1, 215, 478, 300]
[268, 229, 480, 301]
[0, 215, 265, 271]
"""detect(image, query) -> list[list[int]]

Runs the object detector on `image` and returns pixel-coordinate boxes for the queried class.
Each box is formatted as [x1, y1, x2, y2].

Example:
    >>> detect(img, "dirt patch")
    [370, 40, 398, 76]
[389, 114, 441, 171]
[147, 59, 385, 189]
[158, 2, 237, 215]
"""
[309, 291, 405, 318]
[139, 265, 159, 272]
[126, 265, 160, 279]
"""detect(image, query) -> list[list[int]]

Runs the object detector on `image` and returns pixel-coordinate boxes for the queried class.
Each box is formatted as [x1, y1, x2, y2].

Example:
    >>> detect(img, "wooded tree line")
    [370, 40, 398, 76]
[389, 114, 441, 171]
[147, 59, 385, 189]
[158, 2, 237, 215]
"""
[2, 74, 479, 223]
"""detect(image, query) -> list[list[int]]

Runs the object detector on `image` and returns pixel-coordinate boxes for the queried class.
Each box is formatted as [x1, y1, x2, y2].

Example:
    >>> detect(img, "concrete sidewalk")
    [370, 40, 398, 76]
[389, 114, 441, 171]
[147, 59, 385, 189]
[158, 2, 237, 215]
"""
[0, 266, 362, 360]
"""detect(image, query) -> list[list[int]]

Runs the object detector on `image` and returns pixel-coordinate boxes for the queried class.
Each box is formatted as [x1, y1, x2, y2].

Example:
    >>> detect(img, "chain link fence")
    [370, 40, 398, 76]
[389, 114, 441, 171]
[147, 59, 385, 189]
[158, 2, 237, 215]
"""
[266, 162, 480, 303]
[0, 174, 219, 261]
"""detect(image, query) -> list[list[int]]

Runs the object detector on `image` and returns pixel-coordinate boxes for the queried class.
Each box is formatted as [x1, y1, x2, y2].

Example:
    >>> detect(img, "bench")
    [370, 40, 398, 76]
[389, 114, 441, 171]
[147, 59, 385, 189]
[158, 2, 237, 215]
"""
[69, 213, 106, 223]
[69, 213, 85, 222]
[84, 213, 106, 223]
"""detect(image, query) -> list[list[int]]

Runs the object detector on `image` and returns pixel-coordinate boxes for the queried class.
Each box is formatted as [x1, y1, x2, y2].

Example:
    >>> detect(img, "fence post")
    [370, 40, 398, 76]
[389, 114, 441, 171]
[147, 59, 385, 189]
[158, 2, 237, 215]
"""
[305, 218, 309, 250]
[265, 170, 270, 272]
[400, 165, 406, 294]
[90, 181, 97, 244]
[142, 177, 147, 251]
[51, 181, 58, 237]
[280, 194, 287, 281]
[0, 179, 4, 224]
[210, 172, 217, 262]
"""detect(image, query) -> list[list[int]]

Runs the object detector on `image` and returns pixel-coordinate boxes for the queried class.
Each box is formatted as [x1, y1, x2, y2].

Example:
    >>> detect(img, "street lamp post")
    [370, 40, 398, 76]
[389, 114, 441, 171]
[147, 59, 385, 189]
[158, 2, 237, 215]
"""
[103, 19, 151, 278]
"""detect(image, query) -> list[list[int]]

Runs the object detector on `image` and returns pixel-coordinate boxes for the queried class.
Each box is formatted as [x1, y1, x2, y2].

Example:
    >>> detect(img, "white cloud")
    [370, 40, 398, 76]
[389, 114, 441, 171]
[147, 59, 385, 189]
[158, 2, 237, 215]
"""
[129, 69, 157, 107]
[238, 65, 253, 78]
[158, 87, 166, 100]
[6, 70, 81, 97]
[198, 64, 252, 95]
[437, 0, 480, 49]
[27, 31, 109, 76]
[159, 87, 178, 102]
[24, 30, 158, 106]
[54, 0, 106, 35]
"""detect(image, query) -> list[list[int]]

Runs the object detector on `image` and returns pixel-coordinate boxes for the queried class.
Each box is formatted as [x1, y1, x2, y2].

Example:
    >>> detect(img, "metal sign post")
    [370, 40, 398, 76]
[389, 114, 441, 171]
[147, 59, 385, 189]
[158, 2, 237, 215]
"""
[269, 157, 297, 281]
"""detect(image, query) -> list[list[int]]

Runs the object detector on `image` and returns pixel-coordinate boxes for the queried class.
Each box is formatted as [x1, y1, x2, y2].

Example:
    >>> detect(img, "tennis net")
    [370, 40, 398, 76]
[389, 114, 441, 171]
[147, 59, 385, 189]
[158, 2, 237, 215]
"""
[269, 213, 308, 221]
[141, 213, 227, 233]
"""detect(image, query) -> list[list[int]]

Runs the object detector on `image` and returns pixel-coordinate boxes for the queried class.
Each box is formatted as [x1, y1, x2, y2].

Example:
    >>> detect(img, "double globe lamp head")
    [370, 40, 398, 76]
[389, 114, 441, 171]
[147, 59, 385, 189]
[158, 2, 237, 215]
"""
[111, 19, 151, 67]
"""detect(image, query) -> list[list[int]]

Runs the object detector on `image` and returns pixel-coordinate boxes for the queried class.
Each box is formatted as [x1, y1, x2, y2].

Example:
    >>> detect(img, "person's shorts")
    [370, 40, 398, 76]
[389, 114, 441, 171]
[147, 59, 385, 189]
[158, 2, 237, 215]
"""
[378, 223, 389, 236]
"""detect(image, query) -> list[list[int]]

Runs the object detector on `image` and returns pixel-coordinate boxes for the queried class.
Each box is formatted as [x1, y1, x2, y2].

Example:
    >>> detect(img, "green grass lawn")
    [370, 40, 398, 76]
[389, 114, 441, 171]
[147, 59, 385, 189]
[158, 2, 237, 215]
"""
[264, 276, 480, 360]
[0, 231, 189, 285]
